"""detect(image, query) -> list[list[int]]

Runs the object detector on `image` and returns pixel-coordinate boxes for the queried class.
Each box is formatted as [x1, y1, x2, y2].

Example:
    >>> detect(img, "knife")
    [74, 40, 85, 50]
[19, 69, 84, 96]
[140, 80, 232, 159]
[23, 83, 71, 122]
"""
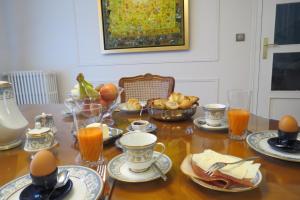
[103, 176, 115, 200]
[152, 162, 167, 181]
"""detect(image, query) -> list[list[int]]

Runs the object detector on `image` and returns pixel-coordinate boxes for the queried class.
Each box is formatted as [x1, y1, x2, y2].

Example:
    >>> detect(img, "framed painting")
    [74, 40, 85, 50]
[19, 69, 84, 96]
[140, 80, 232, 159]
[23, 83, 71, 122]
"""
[97, 0, 189, 54]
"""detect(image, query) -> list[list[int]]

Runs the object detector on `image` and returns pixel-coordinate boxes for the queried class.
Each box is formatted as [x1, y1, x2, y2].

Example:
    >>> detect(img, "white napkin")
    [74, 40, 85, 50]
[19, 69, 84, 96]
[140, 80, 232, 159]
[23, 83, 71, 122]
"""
[192, 149, 260, 179]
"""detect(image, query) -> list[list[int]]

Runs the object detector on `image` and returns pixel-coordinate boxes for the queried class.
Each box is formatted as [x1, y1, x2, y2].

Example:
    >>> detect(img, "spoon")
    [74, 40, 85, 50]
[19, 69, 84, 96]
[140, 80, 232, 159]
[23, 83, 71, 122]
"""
[47, 170, 70, 200]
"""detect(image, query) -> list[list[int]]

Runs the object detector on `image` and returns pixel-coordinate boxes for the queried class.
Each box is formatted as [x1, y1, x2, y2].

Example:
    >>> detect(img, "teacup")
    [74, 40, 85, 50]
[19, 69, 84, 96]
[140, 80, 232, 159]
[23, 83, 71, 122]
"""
[203, 104, 226, 127]
[131, 120, 150, 131]
[119, 131, 165, 173]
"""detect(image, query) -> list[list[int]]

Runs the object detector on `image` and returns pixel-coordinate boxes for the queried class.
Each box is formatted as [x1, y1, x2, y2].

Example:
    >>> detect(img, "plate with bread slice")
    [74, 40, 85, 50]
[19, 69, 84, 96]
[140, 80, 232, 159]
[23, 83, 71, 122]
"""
[147, 92, 199, 121]
[119, 99, 146, 113]
[180, 149, 262, 192]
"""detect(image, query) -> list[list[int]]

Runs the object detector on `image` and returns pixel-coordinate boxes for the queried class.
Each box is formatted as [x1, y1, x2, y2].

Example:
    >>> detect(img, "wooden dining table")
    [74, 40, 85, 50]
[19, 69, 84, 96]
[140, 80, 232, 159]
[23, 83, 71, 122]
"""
[0, 104, 300, 200]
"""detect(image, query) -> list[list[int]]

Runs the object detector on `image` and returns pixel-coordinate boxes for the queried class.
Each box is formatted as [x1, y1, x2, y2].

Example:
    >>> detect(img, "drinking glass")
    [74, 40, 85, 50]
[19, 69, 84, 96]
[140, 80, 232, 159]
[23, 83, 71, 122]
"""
[227, 90, 251, 140]
[77, 125, 103, 166]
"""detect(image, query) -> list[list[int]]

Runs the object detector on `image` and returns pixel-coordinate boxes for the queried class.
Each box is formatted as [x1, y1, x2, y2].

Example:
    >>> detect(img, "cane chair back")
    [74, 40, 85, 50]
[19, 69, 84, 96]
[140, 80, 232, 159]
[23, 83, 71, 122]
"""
[119, 73, 175, 102]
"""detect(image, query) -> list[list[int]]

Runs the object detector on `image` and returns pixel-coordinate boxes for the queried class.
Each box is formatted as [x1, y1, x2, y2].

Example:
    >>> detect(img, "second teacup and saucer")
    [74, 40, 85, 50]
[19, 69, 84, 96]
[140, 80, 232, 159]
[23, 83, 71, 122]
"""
[108, 132, 172, 182]
[194, 104, 228, 131]
[127, 120, 157, 133]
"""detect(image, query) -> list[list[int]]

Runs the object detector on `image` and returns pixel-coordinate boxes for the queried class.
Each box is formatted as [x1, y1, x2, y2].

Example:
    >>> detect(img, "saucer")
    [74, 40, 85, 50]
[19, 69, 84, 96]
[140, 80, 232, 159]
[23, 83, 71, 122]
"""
[24, 140, 59, 153]
[126, 123, 157, 133]
[0, 165, 103, 200]
[246, 131, 300, 162]
[107, 151, 172, 183]
[267, 137, 300, 153]
[193, 118, 228, 131]
[20, 179, 73, 200]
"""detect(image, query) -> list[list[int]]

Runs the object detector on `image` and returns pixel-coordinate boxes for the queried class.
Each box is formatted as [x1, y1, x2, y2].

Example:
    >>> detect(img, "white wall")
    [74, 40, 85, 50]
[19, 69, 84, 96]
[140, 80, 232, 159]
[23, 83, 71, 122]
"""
[0, 0, 256, 107]
[0, 1, 10, 79]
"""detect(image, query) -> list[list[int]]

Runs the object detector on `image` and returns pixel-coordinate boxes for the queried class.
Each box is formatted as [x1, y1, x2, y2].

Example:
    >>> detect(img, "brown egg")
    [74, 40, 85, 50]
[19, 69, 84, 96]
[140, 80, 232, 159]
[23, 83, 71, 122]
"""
[279, 115, 299, 133]
[30, 150, 57, 177]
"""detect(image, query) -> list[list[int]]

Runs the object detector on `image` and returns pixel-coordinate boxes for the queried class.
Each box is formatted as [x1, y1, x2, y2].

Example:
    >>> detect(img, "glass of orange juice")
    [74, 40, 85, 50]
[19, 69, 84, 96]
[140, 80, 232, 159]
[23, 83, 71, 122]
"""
[227, 90, 251, 140]
[77, 125, 103, 166]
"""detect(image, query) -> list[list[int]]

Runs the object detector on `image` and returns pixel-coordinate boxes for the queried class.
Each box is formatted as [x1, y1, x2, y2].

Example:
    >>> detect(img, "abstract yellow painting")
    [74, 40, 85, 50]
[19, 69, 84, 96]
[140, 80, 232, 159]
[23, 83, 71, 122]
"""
[98, 0, 189, 54]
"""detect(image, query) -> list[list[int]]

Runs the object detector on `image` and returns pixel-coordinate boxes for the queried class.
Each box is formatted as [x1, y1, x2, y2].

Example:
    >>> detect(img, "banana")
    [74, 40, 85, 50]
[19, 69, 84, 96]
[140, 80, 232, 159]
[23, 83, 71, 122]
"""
[76, 73, 99, 100]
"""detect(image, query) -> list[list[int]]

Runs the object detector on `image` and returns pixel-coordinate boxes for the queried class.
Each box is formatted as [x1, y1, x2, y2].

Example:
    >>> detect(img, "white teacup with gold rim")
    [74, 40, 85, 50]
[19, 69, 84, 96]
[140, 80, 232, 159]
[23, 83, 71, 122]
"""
[119, 131, 165, 173]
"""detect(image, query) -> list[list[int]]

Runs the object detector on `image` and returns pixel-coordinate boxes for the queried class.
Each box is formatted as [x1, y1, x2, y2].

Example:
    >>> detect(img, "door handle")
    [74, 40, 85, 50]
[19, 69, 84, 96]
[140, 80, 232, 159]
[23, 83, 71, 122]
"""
[263, 37, 279, 59]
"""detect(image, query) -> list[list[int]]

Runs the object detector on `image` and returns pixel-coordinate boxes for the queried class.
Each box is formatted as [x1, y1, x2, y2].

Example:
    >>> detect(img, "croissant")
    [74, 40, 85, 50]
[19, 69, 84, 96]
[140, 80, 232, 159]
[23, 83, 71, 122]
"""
[168, 92, 185, 104]
[153, 99, 168, 109]
[126, 98, 142, 110]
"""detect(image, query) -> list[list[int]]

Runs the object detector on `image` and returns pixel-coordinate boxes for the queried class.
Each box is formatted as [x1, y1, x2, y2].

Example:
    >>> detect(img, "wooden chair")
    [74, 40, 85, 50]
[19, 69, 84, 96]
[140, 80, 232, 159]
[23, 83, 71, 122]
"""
[118, 73, 175, 102]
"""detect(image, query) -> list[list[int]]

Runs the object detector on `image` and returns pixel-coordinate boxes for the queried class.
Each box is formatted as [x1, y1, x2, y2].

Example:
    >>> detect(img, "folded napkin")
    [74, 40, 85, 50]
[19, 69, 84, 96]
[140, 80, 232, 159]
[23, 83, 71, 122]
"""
[192, 149, 260, 180]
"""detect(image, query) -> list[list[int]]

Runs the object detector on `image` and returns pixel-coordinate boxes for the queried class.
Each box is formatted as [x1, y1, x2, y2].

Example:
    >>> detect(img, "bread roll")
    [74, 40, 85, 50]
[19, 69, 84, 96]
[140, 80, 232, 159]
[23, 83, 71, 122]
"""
[165, 101, 179, 110]
[153, 99, 168, 109]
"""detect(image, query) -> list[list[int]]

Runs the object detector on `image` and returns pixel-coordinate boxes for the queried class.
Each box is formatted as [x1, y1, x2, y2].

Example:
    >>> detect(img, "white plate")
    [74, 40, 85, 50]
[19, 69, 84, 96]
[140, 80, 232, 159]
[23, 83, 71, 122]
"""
[108, 152, 172, 183]
[180, 154, 262, 192]
[0, 165, 103, 200]
[193, 118, 228, 131]
[191, 171, 262, 192]
[246, 130, 300, 162]
[126, 123, 157, 133]
[118, 101, 147, 113]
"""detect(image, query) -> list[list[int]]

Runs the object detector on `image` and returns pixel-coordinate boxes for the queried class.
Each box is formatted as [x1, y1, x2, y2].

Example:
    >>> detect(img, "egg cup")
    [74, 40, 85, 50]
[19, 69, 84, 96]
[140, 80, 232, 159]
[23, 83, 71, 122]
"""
[30, 167, 58, 190]
[278, 130, 299, 146]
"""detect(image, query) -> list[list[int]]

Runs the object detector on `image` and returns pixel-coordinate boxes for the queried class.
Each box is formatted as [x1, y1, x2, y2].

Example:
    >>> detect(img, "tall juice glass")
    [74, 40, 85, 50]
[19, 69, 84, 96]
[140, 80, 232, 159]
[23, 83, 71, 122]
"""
[77, 127, 103, 166]
[227, 90, 251, 140]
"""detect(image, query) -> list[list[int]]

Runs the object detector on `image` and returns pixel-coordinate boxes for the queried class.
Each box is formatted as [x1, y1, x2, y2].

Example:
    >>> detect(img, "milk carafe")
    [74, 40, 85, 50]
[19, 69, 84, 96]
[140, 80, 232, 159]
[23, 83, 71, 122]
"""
[0, 81, 28, 150]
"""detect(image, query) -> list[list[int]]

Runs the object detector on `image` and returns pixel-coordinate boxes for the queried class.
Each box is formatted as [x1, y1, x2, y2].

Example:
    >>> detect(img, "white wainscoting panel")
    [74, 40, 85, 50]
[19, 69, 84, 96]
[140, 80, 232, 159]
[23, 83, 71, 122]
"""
[175, 78, 219, 105]
[269, 98, 300, 121]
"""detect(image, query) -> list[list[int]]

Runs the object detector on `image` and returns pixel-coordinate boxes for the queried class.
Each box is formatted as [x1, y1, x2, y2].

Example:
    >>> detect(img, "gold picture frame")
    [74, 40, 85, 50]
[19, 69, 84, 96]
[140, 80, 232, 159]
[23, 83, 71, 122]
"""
[97, 0, 189, 54]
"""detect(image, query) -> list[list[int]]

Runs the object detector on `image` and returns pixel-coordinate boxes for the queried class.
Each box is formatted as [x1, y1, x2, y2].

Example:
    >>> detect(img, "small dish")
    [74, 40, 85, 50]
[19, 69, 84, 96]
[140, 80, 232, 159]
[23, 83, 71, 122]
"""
[127, 123, 157, 133]
[267, 137, 300, 153]
[193, 118, 228, 131]
[0, 165, 103, 200]
[246, 130, 300, 162]
[104, 127, 124, 144]
[19, 179, 73, 200]
[107, 152, 172, 183]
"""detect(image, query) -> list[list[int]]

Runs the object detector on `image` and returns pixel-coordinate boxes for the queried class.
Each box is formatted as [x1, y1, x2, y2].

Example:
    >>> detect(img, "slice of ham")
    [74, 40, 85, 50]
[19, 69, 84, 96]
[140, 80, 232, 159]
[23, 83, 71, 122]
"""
[180, 155, 254, 189]
[191, 160, 254, 188]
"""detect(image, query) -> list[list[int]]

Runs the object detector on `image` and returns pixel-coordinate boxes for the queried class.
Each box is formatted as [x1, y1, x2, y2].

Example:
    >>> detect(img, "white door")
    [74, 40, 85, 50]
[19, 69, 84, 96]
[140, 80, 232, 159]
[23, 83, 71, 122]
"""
[257, 0, 300, 121]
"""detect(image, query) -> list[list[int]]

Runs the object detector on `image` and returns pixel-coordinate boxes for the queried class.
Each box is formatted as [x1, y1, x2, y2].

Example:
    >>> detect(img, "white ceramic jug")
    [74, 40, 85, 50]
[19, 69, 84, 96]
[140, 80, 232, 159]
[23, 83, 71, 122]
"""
[0, 81, 28, 150]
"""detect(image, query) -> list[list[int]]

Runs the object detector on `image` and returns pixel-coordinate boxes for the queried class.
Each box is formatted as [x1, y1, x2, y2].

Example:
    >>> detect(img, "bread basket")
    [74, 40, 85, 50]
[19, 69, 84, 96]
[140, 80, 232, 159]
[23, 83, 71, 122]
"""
[147, 98, 198, 121]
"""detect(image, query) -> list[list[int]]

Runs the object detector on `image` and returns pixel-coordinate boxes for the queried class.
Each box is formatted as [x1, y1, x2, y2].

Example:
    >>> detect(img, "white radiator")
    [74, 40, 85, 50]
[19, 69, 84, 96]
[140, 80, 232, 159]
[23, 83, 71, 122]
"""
[5, 71, 59, 104]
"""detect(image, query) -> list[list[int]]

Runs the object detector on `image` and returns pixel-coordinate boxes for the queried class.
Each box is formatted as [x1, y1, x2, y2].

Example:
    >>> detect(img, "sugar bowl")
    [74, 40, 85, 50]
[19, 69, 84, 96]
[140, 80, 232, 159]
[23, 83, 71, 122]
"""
[24, 122, 56, 153]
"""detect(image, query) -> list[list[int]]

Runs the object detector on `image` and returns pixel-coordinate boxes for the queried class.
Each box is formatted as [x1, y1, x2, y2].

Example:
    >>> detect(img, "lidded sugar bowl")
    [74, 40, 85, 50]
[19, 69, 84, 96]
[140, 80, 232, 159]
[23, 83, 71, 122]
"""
[24, 122, 57, 153]
[0, 81, 28, 150]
